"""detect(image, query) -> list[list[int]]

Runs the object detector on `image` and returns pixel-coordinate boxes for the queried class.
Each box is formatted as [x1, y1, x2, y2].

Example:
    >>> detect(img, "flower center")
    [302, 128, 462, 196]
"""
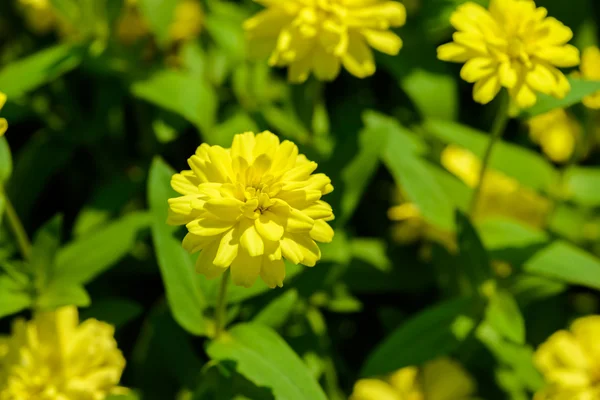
[506, 36, 532, 67]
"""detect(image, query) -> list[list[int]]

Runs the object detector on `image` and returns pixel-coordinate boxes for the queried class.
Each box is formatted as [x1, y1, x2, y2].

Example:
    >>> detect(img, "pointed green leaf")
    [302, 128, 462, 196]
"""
[253, 289, 299, 329]
[207, 323, 328, 400]
[485, 290, 525, 344]
[521, 78, 600, 118]
[456, 211, 493, 293]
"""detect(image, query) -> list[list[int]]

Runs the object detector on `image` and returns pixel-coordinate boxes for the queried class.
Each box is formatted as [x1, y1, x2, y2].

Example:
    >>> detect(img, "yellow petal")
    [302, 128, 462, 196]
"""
[0, 92, 6, 109]
[309, 220, 334, 243]
[472, 75, 501, 104]
[182, 232, 212, 253]
[280, 235, 303, 264]
[510, 83, 537, 108]
[285, 207, 315, 233]
[421, 358, 476, 400]
[288, 54, 313, 84]
[302, 201, 333, 220]
[349, 379, 402, 400]
[243, 8, 291, 39]
[535, 45, 580, 67]
[230, 248, 261, 287]
[460, 57, 495, 83]
[498, 62, 517, 88]
[204, 198, 244, 221]
[361, 29, 402, 56]
[240, 221, 265, 256]
[186, 218, 234, 237]
[290, 234, 320, 267]
[260, 257, 285, 288]
[341, 31, 376, 78]
[171, 171, 201, 195]
[213, 229, 239, 267]
[312, 46, 342, 81]
[195, 241, 226, 279]
[437, 42, 472, 63]
[255, 212, 284, 241]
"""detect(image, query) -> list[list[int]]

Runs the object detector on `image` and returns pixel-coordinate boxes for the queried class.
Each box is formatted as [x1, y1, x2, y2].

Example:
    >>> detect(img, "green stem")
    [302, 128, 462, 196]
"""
[4, 194, 32, 261]
[214, 269, 230, 338]
[468, 94, 511, 216]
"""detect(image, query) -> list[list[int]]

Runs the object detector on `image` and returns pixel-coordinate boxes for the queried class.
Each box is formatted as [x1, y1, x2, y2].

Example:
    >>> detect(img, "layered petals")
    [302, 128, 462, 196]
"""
[244, 0, 406, 82]
[437, 0, 580, 108]
[169, 131, 334, 288]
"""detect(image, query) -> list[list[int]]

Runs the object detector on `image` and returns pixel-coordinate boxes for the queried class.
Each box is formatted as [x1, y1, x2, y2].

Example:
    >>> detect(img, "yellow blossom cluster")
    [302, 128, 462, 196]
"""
[350, 358, 476, 400]
[437, 0, 580, 108]
[0, 306, 127, 400]
[168, 131, 335, 288]
[244, 0, 406, 82]
[534, 315, 600, 399]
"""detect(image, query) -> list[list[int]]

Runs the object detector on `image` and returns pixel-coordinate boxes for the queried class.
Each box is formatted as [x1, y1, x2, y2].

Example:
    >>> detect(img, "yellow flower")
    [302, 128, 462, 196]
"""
[437, 0, 580, 108]
[441, 145, 551, 228]
[0, 306, 127, 400]
[0, 92, 7, 137]
[168, 131, 334, 288]
[244, 0, 406, 83]
[534, 315, 600, 399]
[350, 358, 476, 400]
[528, 108, 580, 163]
[580, 46, 600, 109]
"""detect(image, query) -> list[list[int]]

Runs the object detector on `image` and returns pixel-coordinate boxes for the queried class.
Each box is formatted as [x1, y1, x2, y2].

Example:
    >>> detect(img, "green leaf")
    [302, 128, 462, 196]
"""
[207, 323, 328, 400]
[338, 112, 390, 224]
[456, 211, 492, 293]
[53, 212, 151, 284]
[521, 78, 600, 118]
[477, 218, 548, 251]
[36, 282, 90, 310]
[80, 298, 143, 329]
[401, 69, 458, 120]
[131, 70, 217, 135]
[136, 0, 177, 46]
[524, 240, 600, 290]
[511, 275, 566, 306]
[0, 44, 82, 98]
[350, 238, 391, 272]
[0, 276, 31, 318]
[563, 167, 600, 207]
[485, 290, 525, 344]
[383, 143, 455, 231]
[148, 158, 209, 336]
[361, 297, 477, 377]
[477, 322, 544, 392]
[0, 138, 11, 184]
[30, 215, 62, 285]
[424, 119, 558, 191]
[253, 289, 299, 329]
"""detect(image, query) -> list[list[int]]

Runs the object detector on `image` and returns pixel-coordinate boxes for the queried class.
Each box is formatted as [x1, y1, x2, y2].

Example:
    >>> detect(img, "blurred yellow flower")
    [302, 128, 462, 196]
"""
[18, 0, 72, 36]
[168, 131, 334, 288]
[350, 358, 476, 400]
[528, 109, 581, 163]
[0, 92, 7, 137]
[117, 0, 203, 45]
[441, 145, 551, 228]
[580, 46, 600, 109]
[534, 315, 600, 399]
[244, 0, 406, 83]
[0, 306, 127, 399]
[437, 0, 579, 108]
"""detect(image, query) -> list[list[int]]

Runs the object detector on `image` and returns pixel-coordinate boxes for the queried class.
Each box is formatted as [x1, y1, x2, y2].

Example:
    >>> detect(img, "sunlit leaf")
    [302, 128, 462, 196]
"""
[521, 78, 600, 118]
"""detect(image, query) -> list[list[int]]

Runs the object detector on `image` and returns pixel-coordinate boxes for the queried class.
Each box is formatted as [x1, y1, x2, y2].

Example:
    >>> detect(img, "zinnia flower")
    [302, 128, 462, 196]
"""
[534, 315, 600, 399]
[244, 0, 406, 83]
[580, 46, 600, 109]
[350, 358, 476, 400]
[0, 92, 7, 137]
[168, 131, 334, 288]
[0, 306, 127, 400]
[528, 108, 580, 163]
[441, 145, 551, 228]
[437, 0, 580, 108]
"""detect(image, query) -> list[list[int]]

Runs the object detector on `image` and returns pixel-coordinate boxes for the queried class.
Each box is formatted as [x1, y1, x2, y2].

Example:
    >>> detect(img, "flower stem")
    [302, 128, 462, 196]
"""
[214, 269, 230, 338]
[468, 95, 510, 216]
[4, 194, 32, 261]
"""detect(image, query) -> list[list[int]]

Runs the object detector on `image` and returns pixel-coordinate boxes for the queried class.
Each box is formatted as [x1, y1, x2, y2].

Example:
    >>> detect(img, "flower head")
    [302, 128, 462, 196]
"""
[350, 358, 476, 400]
[0, 92, 7, 137]
[580, 46, 600, 109]
[437, 0, 580, 108]
[168, 131, 334, 288]
[0, 306, 127, 400]
[528, 108, 580, 163]
[534, 315, 600, 399]
[244, 0, 406, 83]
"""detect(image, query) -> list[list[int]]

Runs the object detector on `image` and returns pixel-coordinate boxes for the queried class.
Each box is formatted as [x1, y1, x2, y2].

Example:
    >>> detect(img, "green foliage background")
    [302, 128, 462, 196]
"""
[1, 0, 600, 399]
